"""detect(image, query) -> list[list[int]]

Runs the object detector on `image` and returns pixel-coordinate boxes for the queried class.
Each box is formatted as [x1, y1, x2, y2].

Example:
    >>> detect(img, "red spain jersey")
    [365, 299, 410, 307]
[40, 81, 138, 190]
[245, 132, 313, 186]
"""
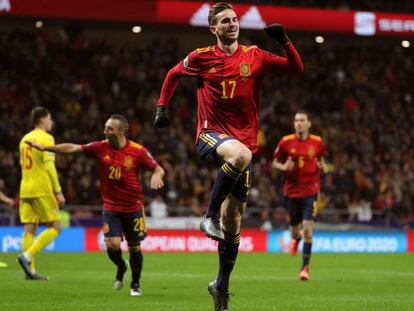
[81, 140, 158, 213]
[273, 134, 325, 197]
[159, 43, 303, 153]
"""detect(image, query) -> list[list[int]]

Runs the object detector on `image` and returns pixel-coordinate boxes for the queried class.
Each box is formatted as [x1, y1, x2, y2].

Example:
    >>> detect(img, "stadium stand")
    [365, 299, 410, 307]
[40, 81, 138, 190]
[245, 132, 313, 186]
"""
[0, 19, 413, 228]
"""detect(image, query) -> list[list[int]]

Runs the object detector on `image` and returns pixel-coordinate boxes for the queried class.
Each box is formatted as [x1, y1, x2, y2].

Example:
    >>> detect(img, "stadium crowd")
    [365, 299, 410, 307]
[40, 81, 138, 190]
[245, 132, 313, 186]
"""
[0, 27, 413, 227]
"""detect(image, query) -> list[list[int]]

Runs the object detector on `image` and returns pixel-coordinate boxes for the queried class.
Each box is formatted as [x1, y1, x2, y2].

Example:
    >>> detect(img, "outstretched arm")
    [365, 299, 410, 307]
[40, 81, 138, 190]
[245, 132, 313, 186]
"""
[26, 141, 82, 154]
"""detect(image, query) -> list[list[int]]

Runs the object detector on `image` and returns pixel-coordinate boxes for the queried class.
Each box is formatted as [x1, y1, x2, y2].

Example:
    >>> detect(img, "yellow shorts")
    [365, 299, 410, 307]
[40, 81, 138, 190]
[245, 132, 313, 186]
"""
[19, 195, 60, 224]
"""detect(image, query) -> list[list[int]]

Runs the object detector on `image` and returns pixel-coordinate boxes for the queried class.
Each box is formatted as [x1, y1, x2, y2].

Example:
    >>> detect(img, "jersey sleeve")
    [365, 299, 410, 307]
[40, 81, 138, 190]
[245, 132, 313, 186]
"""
[81, 141, 102, 155]
[273, 140, 287, 161]
[138, 147, 159, 170]
[158, 50, 201, 106]
[259, 42, 304, 75]
[318, 139, 326, 158]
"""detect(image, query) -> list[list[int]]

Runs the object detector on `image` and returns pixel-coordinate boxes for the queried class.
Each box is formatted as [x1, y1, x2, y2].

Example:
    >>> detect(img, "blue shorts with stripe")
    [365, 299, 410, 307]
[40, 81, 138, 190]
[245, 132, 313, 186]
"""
[284, 194, 318, 226]
[196, 132, 252, 203]
[102, 209, 147, 246]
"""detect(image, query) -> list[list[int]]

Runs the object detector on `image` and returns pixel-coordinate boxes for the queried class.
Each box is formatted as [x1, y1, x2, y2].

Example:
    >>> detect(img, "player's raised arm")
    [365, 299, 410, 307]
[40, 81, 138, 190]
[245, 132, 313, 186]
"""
[263, 23, 304, 74]
[25, 141, 82, 154]
[154, 64, 182, 128]
[150, 165, 165, 190]
[155, 50, 202, 128]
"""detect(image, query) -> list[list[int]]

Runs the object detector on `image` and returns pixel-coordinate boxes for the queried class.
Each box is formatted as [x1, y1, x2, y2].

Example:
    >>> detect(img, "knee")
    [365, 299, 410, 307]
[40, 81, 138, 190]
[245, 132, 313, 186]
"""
[128, 244, 141, 253]
[222, 210, 241, 233]
[303, 226, 313, 239]
[105, 239, 121, 250]
[228, 148, 252, 170]
[47, 221, 61, 234]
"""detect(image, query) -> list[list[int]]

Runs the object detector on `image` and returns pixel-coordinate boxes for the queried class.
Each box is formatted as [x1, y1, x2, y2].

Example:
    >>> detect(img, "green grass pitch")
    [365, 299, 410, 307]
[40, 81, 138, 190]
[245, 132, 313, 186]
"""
[1, 252, 413, 310]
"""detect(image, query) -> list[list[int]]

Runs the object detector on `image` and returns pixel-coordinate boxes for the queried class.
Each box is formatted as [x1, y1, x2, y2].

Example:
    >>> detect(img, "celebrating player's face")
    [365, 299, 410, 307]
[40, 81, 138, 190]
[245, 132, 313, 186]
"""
[104, 118, 124, 145]
[294, 113, 311, 135]
[210, 9, 239, 44]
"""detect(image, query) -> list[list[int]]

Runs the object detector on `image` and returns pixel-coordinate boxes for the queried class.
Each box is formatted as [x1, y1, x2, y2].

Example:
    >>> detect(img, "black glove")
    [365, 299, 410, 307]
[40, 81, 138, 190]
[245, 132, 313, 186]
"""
[264, 23, 290, 45]
[154, 106, 170, 128]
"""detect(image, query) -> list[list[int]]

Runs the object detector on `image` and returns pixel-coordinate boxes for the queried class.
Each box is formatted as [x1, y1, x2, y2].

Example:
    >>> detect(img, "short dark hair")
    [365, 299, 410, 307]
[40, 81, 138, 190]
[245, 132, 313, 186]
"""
[295, 110, 311, 120]
[110, 114, 129, 133]
[31, 106, 50, 126]
[208, 2, 234, 26]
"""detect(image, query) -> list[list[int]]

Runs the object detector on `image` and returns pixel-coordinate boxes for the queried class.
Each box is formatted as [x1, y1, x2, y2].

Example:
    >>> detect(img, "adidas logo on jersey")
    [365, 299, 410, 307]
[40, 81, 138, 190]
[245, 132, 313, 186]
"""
[208, 67, 217, 74]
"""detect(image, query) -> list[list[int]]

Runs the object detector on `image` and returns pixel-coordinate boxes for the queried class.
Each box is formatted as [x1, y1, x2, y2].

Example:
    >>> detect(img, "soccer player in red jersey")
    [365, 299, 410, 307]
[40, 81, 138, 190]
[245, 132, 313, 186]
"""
[26, 114, 165, 296]
[154, 2, 303, 309]
[273, 111, 328, 281]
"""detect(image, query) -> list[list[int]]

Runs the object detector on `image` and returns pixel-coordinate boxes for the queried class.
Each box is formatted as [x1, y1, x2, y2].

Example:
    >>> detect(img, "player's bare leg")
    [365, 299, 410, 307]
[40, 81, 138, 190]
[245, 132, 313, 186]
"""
[200, 140, 251, 241]
[208, 195, 245, 311]
[289, 225, 301, 256]
[105, 237, 128, 290]
[299, 220, 313, 281]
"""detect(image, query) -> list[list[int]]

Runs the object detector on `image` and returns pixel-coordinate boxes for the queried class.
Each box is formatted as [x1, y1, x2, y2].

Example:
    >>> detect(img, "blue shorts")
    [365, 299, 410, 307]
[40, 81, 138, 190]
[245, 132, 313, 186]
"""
[102, 209, 147, 246]
[284, 194, 318, 226]
[196, 132, 252, 203]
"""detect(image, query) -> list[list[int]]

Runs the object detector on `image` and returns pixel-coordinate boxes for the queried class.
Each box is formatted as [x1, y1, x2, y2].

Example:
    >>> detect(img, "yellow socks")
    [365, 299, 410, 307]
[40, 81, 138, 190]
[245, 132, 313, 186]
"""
[22, 231, 35, 271]
[26, 228, 59, 258]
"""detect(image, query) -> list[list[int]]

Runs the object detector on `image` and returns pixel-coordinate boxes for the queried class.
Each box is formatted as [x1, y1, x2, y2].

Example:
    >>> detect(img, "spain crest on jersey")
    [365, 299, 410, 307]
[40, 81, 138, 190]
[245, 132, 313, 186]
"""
[240, 63, 251, 77]
[124, 155, 133, 169]
[308, 146, 316, 159]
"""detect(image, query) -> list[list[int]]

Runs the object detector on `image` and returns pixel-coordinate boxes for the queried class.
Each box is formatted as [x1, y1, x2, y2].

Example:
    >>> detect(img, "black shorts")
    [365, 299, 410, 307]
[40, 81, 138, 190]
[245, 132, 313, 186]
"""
[102, 209, 147, 246]
[284, 194, 318, 226]
[196, 132, 252, 202]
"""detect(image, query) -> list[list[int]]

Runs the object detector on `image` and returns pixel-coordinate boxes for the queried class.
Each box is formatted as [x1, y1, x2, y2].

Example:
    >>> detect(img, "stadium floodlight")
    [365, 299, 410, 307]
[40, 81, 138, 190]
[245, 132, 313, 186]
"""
[132, 26, 142, 34]
[315, 36, 324, 44]
[401, 40, 410, 48]
[35, 21, 43, 28]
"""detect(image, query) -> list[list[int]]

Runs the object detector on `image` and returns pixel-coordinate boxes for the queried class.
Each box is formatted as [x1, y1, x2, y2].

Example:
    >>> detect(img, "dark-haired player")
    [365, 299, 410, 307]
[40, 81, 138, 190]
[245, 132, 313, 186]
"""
[17, 106, 65, 280]
[27, 114, 165, 296]
[154, 2, 303, 309]
[273, 111, 327, 281]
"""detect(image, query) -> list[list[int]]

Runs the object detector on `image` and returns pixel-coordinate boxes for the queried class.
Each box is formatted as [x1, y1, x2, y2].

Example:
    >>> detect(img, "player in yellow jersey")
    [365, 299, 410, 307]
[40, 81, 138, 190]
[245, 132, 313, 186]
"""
[17, 106, 65, 280]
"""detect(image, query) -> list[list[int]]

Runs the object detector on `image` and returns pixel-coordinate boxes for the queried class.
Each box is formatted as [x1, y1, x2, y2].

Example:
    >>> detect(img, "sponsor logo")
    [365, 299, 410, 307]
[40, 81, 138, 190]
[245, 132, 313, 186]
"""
[239, 6, 266, 29]
[190, 3, 210, 27]
[379, 18, 414, 32]
[268, 230, 407, 253]
[354, 12, 376, 36]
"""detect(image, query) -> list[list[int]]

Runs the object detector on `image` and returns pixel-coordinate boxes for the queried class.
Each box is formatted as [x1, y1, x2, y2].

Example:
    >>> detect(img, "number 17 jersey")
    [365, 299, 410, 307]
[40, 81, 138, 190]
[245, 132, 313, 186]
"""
[158, 42, 304, 153]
